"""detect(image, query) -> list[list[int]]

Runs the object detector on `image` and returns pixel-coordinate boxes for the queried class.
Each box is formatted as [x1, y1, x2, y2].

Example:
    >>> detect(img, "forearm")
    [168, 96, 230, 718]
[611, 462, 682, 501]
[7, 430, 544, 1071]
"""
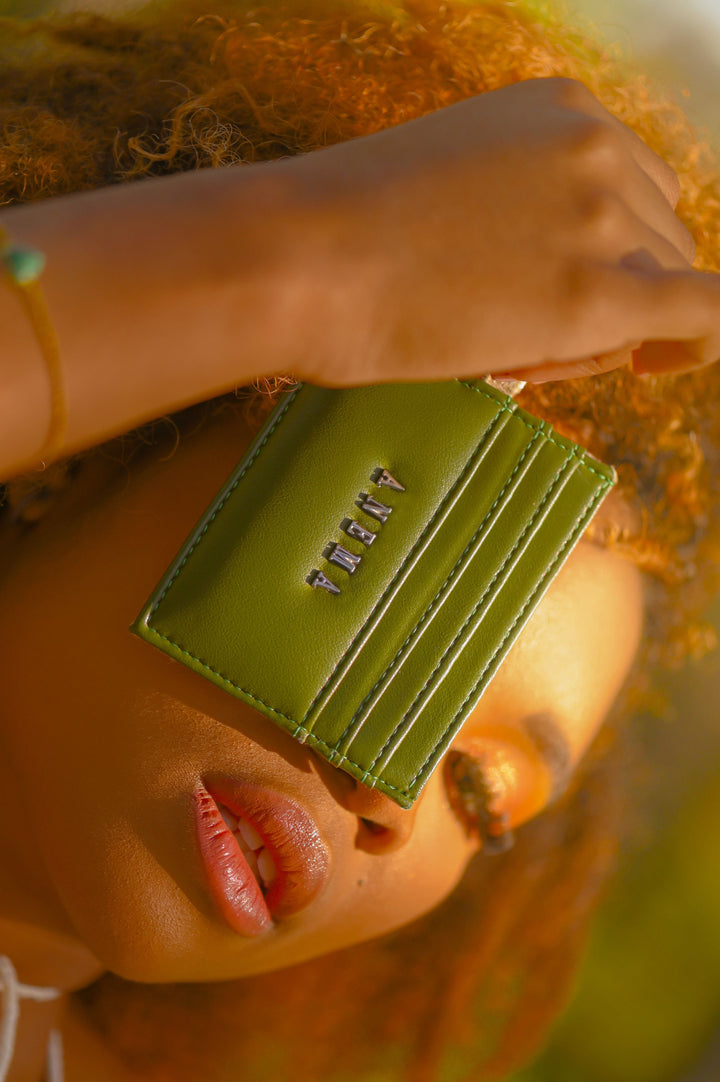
[0, 161, 325, 479]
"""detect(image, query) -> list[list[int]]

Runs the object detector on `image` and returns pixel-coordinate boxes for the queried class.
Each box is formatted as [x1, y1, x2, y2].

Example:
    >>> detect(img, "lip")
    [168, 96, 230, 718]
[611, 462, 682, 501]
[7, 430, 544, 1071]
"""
[194, 779, 331, 933]
[192, 786, 272, 937]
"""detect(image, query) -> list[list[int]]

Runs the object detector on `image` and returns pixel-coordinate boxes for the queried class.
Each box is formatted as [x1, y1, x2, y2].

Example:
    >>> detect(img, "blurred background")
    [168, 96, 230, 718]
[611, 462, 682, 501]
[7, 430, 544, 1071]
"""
[2, 0, 720, 1078]
[507, 5, 720, 1081]
[562, 0, 720, 142]
[512, 607, 720, 1082]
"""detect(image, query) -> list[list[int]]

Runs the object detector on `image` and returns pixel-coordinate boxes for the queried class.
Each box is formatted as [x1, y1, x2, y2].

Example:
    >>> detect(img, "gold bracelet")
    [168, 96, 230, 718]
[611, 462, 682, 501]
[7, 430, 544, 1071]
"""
[0, 224, 67, 466]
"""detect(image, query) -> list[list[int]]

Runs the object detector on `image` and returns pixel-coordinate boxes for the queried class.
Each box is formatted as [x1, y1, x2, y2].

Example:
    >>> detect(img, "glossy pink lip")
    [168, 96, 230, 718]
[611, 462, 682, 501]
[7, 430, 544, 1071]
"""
[196, 779, 331, 930]
[192, 786, 272, 937]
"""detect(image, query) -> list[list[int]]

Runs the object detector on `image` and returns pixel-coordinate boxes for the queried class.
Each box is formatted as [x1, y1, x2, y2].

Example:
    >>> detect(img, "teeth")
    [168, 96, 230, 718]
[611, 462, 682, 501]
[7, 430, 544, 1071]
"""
[257, 849, 277, 888]
[237, 818, 264, 851]
[219, 806, 238, 833]
[233, 829, 251, 857]
[222, 810, 278, 892]
[244, 849, 260, 881]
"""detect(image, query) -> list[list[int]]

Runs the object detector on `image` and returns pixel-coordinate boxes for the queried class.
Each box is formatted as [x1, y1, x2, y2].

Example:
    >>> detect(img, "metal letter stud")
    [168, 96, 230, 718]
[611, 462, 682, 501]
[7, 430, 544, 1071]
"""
[306, 469, 405, 591]
[372, 468, 405, 492]
[357, 494, 393, 524]
[306, 569, 341, 595]
[327, 543, 362, 574]
[343, 519, 377, 547]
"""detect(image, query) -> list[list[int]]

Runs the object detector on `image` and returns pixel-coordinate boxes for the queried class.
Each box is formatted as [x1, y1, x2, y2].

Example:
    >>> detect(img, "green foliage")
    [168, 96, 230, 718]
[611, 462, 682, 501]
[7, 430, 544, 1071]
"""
[0, 0, 54, 15]
[512, 755, 720, 1082]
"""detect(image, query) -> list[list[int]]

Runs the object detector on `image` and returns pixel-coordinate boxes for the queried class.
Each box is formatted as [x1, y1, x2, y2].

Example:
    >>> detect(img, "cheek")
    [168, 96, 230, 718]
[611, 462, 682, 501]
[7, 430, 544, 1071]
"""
[393, 768, 478, 910]
[545, 571, 643, 756]
[322, 768, 476, 952]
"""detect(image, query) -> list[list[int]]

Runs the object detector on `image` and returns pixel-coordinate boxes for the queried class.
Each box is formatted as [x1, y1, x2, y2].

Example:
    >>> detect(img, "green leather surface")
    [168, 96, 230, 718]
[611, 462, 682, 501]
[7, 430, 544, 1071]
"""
[132, 379, 615, 807]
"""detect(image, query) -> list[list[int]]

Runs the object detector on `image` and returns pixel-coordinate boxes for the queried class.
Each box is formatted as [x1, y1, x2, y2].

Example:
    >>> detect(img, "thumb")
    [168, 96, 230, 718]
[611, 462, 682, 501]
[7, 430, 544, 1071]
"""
[493, 343, 639, 384]
[632, 338, 708, 375]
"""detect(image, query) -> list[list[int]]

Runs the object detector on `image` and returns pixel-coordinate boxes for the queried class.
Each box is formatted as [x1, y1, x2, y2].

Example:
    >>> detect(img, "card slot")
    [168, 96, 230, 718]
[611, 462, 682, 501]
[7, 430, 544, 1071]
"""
[366, 457, 585, 782]
[329, 431, 548, 755]
[132, 378, 616, 807]
[307, 432, 574, 749]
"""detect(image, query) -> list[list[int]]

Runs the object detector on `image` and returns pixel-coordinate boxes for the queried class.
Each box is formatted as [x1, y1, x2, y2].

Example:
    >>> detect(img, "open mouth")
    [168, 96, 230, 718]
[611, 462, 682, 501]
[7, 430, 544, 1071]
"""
[193, 780, 331, 937]
[192, 786, 272, 937]
[217, 803, 278, 894]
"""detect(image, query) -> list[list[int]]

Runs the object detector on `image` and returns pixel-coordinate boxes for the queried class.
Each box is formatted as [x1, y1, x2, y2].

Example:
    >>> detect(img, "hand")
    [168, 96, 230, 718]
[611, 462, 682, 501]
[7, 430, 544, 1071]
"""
[288, 77, 718, 385]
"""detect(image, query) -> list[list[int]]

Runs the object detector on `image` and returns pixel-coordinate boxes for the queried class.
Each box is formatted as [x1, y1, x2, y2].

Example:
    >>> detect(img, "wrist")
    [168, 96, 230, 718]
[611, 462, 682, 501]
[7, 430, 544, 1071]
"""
[235, 152, 388, 388]
[2, 165, 321, 460]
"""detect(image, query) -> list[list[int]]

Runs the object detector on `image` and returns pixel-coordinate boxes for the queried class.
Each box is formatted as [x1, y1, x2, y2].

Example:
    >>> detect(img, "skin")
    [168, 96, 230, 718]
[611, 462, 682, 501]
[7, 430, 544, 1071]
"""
[0, 404, 644, 1010]
[1, 76, 718, 478]
[0, 11, 703, 1079]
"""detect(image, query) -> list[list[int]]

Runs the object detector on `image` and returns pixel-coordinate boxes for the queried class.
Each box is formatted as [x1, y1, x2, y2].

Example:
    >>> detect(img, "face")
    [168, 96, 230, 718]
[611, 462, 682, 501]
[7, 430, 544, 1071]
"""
[0, 407, 644, 984]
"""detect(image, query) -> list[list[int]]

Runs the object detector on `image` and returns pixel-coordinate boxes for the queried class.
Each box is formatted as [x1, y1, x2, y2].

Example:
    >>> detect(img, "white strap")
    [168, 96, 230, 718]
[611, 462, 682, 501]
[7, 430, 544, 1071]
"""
[0, 955, 64, 1082]
[46, 1028, 64, 1082]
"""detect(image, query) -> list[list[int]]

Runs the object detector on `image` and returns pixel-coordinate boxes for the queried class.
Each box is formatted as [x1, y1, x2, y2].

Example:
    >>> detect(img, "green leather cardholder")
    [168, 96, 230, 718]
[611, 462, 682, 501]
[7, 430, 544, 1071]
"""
[131, 379, 615, 808]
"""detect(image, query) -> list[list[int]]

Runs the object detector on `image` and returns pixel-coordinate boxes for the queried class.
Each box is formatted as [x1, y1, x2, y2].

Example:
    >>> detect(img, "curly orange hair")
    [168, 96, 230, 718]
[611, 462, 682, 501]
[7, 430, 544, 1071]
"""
[2, 0, 719, 1078]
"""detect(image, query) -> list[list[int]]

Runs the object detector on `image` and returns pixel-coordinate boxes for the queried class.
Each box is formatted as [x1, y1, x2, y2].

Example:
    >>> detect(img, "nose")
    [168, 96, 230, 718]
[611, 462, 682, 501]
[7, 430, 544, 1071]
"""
[337, 775, 417, 854]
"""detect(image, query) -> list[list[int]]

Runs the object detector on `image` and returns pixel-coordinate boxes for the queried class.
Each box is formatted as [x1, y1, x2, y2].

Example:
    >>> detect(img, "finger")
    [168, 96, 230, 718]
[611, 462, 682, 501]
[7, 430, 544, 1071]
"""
[563, 80, 683, 209]
[600, 263, 720, 368]
[575, 193, 693, 276]
[503, 344, 637, 384]
[601, 111, 681, 209]
[632, 339, 708, 375]
[567, 96, 694, 259]
[610, 210, 695, 274]
[493, 245, 703, 385]
[622, 160, 697, 264]
[619, 233, 689, 274]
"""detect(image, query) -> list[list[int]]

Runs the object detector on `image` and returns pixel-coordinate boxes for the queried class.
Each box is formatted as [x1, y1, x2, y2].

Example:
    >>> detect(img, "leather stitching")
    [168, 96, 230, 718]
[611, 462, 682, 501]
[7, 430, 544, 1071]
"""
[456, 379, 610, 480]
[142, 378, 614, 804]
[332, 427, 545, 754]
[301, 382, 610, 730]
[147, 385, 301, 615]
[299, 400, 515, 729]
[366, 453, 577, 774]
[142, 625, 410, 794]
[403, 479, 611, 794]
[144, 472, 609, 801]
